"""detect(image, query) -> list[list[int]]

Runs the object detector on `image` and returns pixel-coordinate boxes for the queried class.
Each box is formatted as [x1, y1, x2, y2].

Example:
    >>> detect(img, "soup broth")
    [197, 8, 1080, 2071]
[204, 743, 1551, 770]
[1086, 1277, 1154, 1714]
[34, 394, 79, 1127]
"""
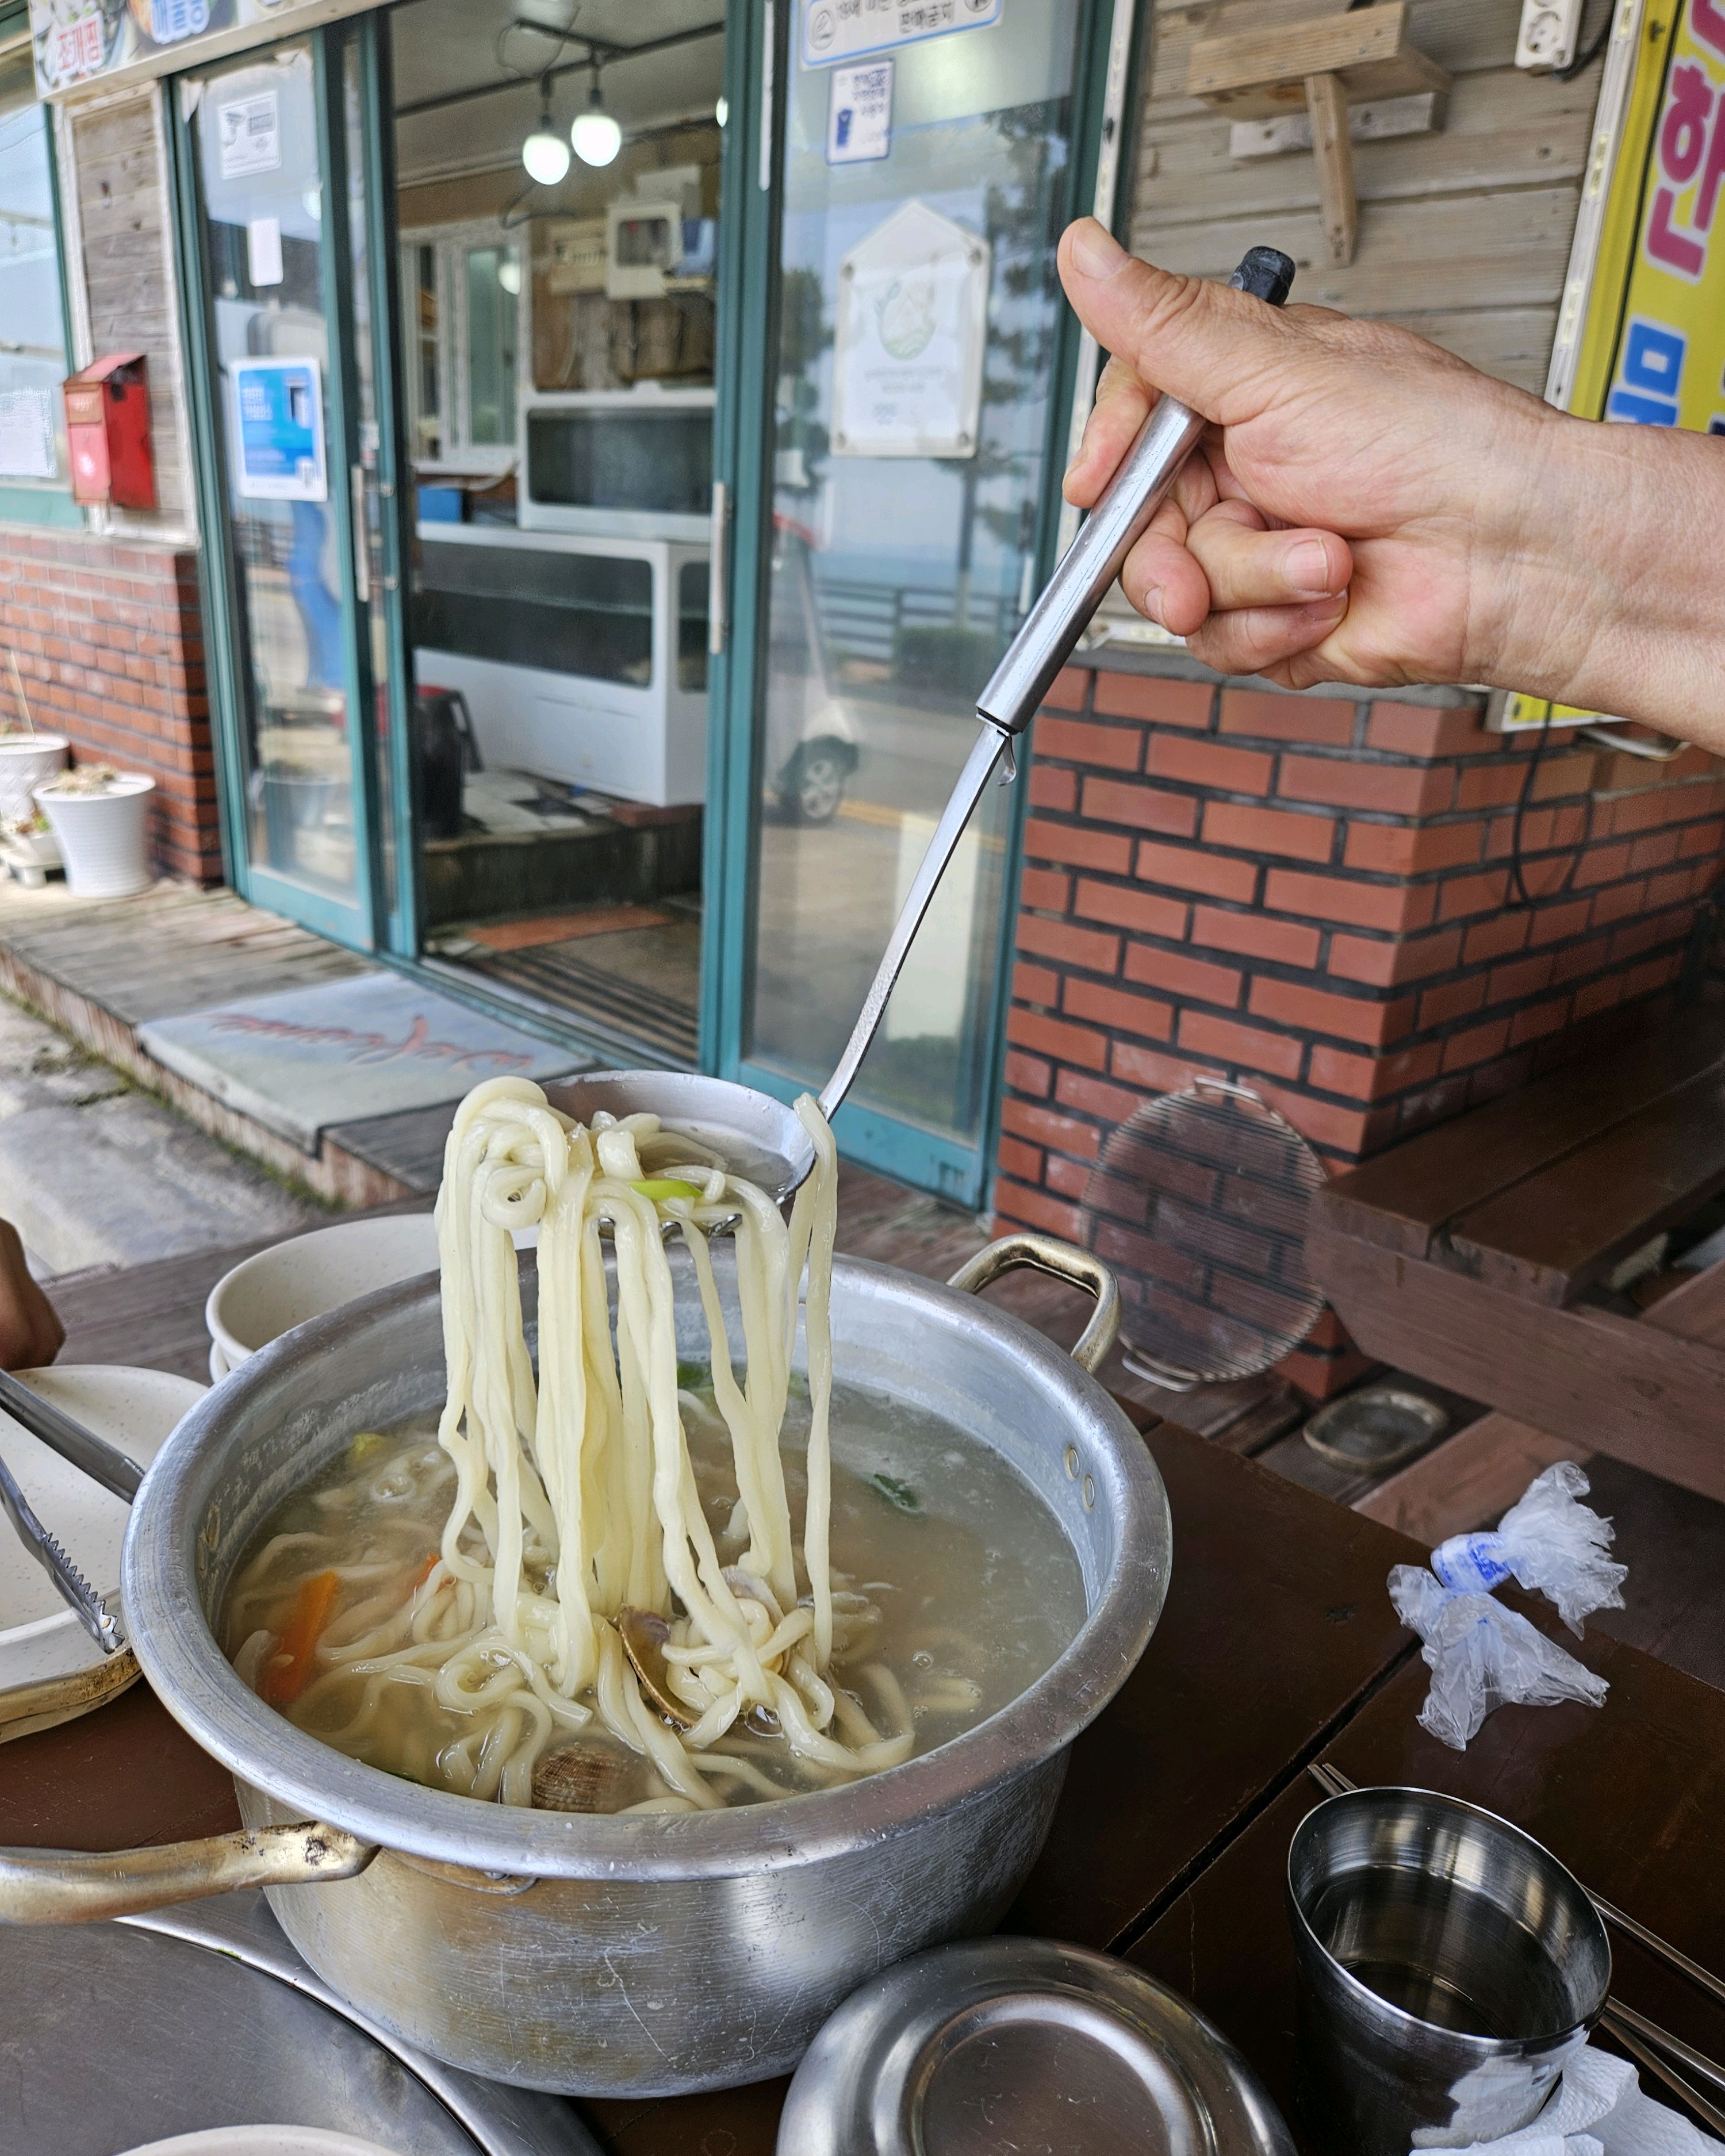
[225, 1376, 1083, 1813]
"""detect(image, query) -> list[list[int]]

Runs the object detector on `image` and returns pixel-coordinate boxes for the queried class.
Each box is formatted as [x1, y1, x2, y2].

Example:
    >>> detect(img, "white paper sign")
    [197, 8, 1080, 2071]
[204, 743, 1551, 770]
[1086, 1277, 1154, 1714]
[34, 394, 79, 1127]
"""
[827, 60, 893, 163]
[246, 215, 283, 287]
[803, 0, 1002, 67]
[217, 89, 281, 178]
[0, 389, 56, 479]
[833, 200, 990, 459]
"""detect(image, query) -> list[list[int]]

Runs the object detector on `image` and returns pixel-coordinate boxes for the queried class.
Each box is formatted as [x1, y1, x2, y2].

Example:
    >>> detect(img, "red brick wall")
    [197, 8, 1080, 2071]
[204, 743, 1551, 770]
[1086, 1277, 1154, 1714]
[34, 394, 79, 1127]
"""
[0, 528, 220, 885]
[995, 665, 1725, 1392]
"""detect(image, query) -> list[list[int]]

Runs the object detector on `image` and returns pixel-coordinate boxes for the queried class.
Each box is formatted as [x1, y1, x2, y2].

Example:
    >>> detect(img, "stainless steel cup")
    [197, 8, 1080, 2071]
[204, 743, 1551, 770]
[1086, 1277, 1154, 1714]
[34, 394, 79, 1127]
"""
[1286, 1787, 1610, 2154]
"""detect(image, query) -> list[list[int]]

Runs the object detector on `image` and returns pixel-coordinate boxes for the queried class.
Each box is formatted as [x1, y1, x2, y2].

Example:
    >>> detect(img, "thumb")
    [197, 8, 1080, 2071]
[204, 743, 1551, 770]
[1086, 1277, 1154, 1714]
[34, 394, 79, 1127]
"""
[1057, 219, 1293, 424]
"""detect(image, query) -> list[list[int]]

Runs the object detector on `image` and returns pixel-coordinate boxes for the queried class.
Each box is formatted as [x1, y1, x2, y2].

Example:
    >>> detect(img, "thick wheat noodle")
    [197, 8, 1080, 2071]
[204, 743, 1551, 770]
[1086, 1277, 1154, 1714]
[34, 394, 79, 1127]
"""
[232, 1076, 915, 1809]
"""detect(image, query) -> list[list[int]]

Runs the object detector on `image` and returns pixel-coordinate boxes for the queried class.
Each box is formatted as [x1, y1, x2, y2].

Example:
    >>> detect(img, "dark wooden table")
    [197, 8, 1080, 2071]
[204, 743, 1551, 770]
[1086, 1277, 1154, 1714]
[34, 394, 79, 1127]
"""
[5, 1241, 1721, 2156]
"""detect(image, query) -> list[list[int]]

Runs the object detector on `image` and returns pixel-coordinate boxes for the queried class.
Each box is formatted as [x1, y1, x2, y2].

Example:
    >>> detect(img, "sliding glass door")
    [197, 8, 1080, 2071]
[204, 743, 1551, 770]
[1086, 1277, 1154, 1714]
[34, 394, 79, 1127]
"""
[175, 22, 407, 949]
[706, 0, 1118, 1204]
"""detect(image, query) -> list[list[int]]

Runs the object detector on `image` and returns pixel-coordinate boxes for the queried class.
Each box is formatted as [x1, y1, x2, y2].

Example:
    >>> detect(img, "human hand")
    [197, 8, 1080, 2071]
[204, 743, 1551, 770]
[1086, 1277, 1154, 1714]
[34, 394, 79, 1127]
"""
[1056, 218, 1725, 731]
[0, 1220, 62, 1371]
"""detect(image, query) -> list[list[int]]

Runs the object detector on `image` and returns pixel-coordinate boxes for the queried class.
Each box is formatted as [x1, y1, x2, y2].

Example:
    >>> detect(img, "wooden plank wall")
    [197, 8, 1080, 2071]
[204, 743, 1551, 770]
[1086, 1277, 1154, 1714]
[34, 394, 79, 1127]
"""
[1125, 0, 1605, 393]
[68, 88, 191, 533]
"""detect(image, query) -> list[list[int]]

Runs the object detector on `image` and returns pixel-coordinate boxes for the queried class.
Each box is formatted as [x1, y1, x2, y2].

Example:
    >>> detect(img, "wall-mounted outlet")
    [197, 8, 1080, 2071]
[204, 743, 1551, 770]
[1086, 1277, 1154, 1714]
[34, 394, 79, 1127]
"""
[1516, 0, 1582, 70]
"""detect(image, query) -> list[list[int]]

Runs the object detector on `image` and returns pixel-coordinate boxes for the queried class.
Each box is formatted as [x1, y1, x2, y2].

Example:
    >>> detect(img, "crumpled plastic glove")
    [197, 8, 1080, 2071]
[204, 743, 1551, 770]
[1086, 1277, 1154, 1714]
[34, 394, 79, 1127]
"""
[1389, 1565, 1609, 1751]
[1430, 1463, 1628, 1636]
[1427, 2042, 1723, 2155]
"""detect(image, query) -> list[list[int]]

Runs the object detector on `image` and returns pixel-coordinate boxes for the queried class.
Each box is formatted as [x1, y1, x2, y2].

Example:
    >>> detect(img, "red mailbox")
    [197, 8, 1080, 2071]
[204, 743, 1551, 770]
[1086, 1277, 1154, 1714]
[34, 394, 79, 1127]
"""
[63, 353, 156, 509]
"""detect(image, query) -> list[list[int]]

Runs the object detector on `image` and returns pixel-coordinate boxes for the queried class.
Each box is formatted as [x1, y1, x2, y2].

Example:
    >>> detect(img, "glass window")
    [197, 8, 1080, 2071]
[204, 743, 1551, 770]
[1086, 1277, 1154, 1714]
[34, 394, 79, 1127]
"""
[677, 559, 708, 693]
[525, 406, 711, 516]
[743, 0, 1083, 1154]
[415, 539, 653, 685]
[0, 51, 74, 522]
[191, 41, 359, 906]
[463, 243, 517, 448]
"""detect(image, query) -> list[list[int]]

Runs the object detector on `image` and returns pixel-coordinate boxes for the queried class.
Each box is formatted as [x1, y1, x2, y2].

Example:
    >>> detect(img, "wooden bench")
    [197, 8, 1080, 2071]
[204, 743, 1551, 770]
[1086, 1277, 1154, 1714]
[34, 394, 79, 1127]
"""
[1306, 1010, 1725, 1505]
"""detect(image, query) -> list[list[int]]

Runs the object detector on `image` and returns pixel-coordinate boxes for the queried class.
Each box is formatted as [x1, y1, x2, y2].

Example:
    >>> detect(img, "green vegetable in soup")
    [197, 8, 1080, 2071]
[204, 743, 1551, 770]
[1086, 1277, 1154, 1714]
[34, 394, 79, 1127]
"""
[869, 1472, 921, 1514]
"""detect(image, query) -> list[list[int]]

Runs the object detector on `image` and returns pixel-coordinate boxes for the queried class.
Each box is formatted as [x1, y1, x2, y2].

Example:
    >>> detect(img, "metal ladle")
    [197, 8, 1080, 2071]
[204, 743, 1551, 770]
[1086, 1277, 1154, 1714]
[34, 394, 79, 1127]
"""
[553, 246, 1298, 1203]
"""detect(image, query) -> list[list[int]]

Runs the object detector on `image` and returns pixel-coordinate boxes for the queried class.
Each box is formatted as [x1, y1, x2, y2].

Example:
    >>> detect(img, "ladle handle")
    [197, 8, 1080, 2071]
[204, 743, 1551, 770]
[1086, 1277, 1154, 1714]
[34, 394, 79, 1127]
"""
[0, 1821, 376, 1923]
[817, 247, 1294, 1129]
[975, 244, 1296, 740]
[948, 1233, 1121, 1374]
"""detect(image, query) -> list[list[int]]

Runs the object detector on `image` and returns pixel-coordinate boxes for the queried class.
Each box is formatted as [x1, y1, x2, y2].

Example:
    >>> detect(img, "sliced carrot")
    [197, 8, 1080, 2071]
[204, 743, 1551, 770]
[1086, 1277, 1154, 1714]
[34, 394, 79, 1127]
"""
[262, 1570, 341, 1705]
[407, 1549, 441, 1593]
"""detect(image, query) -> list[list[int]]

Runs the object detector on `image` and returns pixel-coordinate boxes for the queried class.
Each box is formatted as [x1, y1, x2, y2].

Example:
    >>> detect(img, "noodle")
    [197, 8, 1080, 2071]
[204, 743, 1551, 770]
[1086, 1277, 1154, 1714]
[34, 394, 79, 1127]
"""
[232, 1079, 918, 1809]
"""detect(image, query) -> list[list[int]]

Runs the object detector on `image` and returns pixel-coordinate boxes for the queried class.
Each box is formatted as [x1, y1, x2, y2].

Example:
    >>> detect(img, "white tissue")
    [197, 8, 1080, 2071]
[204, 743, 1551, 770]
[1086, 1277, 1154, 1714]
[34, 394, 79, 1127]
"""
[1430, 2044, 1723, 2156]
[1389, 1566, 1609, 1751]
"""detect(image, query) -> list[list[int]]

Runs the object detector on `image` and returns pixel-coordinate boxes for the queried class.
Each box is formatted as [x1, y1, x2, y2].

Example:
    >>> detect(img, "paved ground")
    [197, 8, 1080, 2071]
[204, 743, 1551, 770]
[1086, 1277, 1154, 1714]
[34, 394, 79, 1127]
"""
[0, 993, 324, 1279]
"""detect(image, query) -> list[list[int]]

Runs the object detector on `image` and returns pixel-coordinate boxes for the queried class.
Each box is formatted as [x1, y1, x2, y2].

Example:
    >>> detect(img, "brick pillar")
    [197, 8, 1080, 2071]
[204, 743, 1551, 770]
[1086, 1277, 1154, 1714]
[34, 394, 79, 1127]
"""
[0, 530, 220, 885]
[995, 667, 1725, 1396]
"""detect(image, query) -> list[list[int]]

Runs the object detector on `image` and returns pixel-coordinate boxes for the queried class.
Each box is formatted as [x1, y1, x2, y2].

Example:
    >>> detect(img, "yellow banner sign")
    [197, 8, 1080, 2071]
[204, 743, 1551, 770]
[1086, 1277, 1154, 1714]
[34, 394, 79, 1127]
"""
[1508, 0, 1711, 727]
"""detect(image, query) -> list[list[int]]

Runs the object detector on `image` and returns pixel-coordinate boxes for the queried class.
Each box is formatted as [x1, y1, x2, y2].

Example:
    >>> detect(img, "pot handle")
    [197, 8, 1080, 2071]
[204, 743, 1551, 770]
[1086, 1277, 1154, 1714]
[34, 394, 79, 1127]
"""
[0, 1820, 377, 1924]
[946, 1233, 1120, 1374]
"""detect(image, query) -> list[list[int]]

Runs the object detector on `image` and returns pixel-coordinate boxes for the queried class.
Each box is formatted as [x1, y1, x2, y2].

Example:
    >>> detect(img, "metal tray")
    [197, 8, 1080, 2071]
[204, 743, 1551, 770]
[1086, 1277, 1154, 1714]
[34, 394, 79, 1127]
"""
[0, 1886, 600, 2156]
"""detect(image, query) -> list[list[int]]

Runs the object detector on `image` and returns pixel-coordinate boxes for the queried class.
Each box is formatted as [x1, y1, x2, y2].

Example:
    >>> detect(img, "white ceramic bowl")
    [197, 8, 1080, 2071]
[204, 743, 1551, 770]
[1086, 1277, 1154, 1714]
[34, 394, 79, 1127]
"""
[205, 1215, 442, 1381]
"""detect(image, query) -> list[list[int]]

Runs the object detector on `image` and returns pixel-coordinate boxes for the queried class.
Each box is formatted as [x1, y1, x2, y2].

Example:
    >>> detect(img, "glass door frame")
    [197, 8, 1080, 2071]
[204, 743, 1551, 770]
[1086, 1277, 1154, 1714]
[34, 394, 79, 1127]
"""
[170, 10, 415, 954]
[701, 0, 1136, 1207]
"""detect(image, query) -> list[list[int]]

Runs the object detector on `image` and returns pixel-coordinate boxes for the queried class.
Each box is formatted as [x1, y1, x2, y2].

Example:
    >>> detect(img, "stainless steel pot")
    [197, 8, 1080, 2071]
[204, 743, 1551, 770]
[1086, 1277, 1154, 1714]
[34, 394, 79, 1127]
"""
[0, 1234, 1170, 2100]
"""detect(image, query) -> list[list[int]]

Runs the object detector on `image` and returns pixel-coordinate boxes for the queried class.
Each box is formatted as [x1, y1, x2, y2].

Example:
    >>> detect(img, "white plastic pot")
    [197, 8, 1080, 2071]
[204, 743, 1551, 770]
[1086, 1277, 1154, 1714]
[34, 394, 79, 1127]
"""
[0, 732, 67, 823]
[34, 772, 154, 898]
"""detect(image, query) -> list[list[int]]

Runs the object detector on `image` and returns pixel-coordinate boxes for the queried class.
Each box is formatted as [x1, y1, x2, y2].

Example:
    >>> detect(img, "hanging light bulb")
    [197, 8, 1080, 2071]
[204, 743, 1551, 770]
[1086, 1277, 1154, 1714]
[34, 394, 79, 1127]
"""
[522, 76, 571, 186]
[571, 69, 622, 167]
[715, 95, 729, 127]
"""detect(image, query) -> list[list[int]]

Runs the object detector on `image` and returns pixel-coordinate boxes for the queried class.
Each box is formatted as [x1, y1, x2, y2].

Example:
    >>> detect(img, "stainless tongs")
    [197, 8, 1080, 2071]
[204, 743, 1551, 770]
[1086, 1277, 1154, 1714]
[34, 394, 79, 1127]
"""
[0, 1367, 147, 1658]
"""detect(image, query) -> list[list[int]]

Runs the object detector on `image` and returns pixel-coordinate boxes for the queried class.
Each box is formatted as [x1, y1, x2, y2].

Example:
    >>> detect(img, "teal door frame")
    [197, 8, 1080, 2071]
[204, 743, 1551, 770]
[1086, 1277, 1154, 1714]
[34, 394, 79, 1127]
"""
[170, 15, 402, 954]
[699, 0, 1130, 1208]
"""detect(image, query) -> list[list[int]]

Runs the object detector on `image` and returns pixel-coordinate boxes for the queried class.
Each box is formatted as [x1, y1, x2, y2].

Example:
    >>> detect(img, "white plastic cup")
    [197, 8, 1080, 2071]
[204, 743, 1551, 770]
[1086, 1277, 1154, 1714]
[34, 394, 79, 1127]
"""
[34, 772, 155, 897]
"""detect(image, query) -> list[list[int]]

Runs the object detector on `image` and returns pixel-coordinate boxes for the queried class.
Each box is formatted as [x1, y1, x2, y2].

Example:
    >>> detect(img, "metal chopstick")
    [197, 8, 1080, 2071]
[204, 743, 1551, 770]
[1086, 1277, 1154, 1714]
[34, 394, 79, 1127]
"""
[1600, 2005, 1725, 2139]
[0, 1367, 143, 1502]
[0, 1443, 123, 1655]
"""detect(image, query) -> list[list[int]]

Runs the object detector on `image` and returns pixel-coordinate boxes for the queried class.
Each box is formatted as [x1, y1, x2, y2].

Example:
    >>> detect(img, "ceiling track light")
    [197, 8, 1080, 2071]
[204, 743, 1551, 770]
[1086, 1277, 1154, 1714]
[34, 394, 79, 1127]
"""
[571, 64, 622, 167]
[522, 73, 571, 186]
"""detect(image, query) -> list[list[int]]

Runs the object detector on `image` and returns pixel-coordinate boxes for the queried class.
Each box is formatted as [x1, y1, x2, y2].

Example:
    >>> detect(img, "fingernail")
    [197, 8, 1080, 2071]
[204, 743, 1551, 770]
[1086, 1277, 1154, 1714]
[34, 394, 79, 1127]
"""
[1287, 540, 1335, 599]
[1069, 218, 1129, 280]
[1137, 581, 1164, 627]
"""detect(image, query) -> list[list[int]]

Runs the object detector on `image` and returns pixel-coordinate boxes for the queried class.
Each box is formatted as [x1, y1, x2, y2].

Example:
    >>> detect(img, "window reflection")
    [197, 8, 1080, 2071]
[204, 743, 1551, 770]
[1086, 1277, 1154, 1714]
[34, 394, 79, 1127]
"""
[747, 11, 1079, 1153]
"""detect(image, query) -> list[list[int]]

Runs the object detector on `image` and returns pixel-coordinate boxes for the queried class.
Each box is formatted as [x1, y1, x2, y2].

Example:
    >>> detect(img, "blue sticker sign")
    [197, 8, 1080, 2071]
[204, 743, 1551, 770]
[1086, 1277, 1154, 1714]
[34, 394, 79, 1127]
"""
[231, 356, 327, 502]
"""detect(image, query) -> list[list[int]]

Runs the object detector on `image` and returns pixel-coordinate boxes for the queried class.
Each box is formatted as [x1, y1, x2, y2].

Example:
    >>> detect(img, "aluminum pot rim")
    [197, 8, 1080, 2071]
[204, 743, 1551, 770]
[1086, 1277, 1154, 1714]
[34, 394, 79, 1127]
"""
[122, 1251, 1170, 1881]
[1286, 1784, 1611, 2050]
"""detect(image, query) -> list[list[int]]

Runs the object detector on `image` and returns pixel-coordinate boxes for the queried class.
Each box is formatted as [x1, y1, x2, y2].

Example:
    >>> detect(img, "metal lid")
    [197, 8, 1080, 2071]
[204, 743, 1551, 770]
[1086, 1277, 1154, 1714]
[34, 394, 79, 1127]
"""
[777, 1936, 1298, 2156]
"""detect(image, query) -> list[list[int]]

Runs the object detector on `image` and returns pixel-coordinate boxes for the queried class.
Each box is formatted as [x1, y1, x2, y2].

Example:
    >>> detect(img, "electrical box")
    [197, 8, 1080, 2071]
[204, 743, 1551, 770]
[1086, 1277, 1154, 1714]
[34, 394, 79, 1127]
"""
[62, 353, 157, 509]
[1516, 0, 1583, 71]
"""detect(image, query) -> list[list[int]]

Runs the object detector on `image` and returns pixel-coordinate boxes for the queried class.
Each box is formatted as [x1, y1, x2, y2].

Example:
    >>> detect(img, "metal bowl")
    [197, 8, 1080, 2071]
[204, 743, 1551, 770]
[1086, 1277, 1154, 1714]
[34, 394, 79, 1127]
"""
[779, 1936, 1297, 2155]
[0, 1238, 1171, 2100]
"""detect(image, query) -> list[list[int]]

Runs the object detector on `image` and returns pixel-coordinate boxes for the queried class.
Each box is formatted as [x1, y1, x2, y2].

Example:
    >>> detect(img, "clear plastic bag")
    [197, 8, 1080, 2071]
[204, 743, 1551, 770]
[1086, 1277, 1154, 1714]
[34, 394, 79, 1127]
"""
[1389, 1566, 1611, 1750]
[1429, 1463, 1628, 1635]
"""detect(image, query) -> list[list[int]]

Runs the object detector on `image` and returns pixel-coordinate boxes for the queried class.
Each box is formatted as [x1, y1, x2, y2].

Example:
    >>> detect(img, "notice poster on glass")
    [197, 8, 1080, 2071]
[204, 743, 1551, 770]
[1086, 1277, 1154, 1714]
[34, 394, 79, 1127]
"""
[831, 200, 990, 459]
[232, 356, 327, 501]
[803, 0, 1003, 67]
[0, 388, 57, 479]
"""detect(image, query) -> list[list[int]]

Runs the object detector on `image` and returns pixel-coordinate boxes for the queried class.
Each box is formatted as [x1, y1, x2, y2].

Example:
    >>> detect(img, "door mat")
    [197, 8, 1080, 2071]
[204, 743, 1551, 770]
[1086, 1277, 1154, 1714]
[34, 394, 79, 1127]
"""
[137, 971, 588, 1153]
[466, 906, 674, 953]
